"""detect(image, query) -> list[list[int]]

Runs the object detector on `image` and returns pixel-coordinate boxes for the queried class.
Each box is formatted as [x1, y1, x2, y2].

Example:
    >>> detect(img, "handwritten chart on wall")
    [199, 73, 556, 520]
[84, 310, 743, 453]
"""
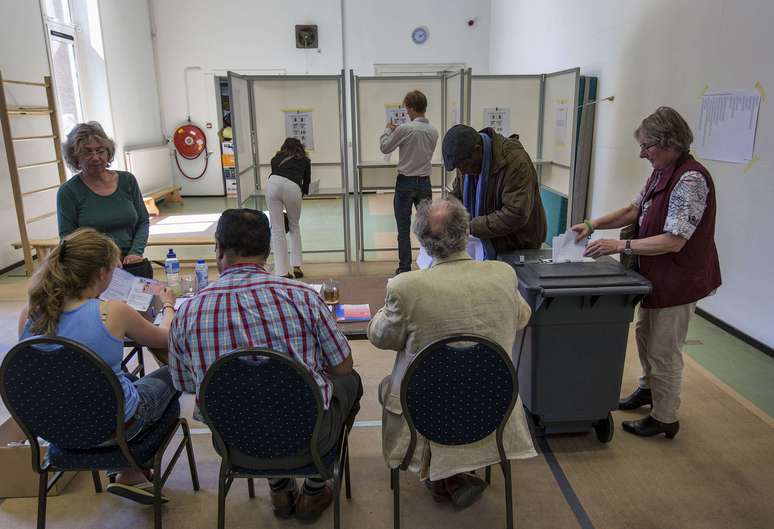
[483, 107, 511, 136]
[696, 90, 761, 163]
[283, 109, 315, 150]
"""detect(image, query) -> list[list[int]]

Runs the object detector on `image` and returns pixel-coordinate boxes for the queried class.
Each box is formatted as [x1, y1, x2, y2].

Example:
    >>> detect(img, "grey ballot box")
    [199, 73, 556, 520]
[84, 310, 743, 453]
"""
[499, 249, 651, 442]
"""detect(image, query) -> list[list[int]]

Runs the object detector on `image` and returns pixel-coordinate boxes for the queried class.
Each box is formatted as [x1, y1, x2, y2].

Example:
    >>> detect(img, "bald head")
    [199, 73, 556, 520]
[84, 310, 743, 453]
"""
[413, 198, 470, 259]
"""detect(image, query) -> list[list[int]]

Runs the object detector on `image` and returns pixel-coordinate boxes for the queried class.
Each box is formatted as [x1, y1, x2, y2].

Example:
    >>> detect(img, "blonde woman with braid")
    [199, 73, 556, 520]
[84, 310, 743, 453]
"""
[18, 228, 179, 505]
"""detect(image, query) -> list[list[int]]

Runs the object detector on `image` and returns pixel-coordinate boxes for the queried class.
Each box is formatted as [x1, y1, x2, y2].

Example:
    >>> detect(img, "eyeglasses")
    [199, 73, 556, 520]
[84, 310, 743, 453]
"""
[639, 141, 658, 152]
[78, 147, 109, 158]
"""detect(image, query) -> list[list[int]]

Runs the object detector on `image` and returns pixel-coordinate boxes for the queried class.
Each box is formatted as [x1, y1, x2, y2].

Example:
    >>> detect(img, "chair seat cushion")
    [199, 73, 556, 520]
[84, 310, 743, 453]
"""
[229, 444, 339, 477]
[48, 401, 181, 470]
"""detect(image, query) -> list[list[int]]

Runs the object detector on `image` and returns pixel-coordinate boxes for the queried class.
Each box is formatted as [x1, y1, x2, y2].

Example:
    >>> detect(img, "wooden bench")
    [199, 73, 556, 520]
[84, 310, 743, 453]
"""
[143, 185, 183, 216]
[12, 234, 214, 264]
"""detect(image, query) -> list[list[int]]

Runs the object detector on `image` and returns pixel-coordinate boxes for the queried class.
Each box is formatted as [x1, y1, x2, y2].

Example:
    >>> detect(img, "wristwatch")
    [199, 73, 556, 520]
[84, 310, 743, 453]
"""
[623, 240, 633, 256]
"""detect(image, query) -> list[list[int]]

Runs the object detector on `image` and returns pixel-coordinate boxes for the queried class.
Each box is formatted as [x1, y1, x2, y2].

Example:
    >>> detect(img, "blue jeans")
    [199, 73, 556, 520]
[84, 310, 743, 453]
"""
[102, 367, 178, 473]
[124, 366, 178, 441]
[394, 175, 432, 271]
[101, 367, 178, 448]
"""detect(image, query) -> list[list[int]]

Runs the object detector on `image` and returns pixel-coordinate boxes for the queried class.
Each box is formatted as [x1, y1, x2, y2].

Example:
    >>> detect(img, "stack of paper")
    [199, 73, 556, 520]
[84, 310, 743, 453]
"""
[99, 267, 163, 312]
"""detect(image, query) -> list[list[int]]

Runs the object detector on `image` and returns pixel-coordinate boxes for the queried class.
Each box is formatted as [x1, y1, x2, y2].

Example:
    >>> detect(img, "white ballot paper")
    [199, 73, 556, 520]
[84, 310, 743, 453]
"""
[418, 236, 486, 269]
[552, 231, 592, 263]
[99, 267, 163, 312]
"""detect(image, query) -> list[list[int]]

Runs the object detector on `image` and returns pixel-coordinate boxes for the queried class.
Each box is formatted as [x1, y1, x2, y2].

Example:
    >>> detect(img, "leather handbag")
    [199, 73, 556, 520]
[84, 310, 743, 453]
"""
[122, 258, 154, 279]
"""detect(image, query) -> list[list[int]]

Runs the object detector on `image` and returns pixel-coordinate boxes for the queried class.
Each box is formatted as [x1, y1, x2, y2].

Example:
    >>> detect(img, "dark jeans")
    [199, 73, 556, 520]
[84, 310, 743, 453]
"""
[394, 175, 432, 271]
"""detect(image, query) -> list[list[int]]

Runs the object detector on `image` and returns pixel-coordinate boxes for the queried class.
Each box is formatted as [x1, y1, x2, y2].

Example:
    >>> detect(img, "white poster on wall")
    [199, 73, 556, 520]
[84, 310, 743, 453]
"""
[554, 100, 569, 147]
[283, 109, 315, 150]
[696, 90, 761, 163]
[385, 104, 409, 127]
[483, 107, 511, 136]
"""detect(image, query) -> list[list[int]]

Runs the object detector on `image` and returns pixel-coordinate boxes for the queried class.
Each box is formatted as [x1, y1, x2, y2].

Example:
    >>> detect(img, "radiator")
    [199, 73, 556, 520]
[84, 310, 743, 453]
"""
[124, 144, 174, 194]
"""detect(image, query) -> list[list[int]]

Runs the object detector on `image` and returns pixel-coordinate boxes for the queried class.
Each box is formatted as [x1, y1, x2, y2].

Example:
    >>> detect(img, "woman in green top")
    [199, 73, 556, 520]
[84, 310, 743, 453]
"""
[57, 122, 151, 277]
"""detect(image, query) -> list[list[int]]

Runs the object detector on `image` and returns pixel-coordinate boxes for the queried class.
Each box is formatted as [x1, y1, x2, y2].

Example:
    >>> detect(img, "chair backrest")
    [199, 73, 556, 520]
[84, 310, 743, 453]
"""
[0, 337, 123, 452]
[199, 348, 324, 464]
[401, 335, 518, 448]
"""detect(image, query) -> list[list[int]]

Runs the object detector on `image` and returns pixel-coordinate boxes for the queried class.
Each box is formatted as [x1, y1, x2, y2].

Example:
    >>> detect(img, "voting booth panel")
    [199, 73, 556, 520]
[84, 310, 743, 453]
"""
[355, 76, 444, 165]
[352, 74, 445, 261]
[539, 69, 580, 233]
[229, 72, 351, 261]
[443, 69, 465, 192]
[252, 78, 344, 192]
[444, 70, 465, 132]
[469, 75, 542, 160]
[228, 72, 257, 207]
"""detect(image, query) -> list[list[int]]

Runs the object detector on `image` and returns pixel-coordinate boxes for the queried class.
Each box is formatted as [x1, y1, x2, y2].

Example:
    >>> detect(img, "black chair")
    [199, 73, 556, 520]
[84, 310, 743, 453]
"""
[0, 337, 200, 529]
[392, 335, 520, 529]
[199, 347, 355, 529]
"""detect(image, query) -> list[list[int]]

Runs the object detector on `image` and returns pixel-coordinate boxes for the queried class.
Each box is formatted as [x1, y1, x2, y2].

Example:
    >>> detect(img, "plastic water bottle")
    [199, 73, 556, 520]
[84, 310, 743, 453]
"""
[194, 259, 208, 292]
[164, 249, 181, 295]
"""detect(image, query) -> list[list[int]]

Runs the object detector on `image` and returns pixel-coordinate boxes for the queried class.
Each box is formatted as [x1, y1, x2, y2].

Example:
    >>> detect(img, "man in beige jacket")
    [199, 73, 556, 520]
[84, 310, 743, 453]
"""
[368, 197, 536, 509]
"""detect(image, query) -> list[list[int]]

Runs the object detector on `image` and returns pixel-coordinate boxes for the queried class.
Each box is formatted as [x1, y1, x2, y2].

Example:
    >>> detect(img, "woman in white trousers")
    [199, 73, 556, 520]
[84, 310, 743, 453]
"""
[267, 137, 311, 278]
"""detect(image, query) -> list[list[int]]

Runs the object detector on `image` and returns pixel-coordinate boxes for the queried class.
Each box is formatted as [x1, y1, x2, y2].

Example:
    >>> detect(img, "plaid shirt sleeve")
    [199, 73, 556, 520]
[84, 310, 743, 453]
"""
[312, 295, 351, 367]
[167, 310, 197, 394]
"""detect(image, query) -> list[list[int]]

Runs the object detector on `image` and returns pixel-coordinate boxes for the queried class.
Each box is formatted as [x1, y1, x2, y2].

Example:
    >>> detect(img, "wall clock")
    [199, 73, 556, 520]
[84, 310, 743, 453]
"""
[412, 26, 429, 45]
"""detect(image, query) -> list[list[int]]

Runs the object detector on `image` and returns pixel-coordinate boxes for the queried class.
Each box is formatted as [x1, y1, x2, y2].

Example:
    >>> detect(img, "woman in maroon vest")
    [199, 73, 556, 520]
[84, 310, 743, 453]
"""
[571, 107, 721, 439]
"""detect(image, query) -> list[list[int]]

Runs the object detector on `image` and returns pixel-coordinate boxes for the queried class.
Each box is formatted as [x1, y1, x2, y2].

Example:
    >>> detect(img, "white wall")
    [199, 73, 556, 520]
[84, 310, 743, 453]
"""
[150, 0, 491, 195]
[151, 0, 343, 195]
[343, 0, 490, 75]
[98, 0, 164, 173]
[0, 1, 56, 269]
[490, 0, 774, 347]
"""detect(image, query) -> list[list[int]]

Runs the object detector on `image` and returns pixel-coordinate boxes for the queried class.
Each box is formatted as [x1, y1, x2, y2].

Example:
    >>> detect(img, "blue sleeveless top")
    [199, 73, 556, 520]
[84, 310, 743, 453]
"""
[21, 299, 139, 420]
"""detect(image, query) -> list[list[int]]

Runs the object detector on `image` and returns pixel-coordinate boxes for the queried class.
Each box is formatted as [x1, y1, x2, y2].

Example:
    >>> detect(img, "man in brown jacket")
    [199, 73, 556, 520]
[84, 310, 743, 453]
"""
[443, 124, 546, 256]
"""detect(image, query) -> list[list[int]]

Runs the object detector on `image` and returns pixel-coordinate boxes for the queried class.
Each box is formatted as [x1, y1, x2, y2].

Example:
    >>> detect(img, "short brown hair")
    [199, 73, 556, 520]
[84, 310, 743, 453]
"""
[403, 90, 428, 113]
[634, 107, 694, 152]
[62, 121, 116, 171]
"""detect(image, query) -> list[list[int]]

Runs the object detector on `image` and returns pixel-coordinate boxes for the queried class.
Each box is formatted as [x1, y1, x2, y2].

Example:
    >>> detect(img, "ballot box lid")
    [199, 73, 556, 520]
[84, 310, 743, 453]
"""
[498, 249, 651, 296]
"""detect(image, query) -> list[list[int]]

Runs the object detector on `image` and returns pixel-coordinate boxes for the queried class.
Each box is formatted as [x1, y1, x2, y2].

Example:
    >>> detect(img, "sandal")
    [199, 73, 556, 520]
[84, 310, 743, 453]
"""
[106, 481, 170, 505]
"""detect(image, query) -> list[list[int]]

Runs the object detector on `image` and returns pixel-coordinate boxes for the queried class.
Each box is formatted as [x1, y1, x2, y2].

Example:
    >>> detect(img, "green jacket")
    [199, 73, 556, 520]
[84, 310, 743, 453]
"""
[451, 128, 547, 252]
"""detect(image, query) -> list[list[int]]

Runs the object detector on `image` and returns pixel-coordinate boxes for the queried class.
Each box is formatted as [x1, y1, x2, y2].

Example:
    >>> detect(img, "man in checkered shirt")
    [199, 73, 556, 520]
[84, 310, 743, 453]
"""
[168, 209, 361, 521]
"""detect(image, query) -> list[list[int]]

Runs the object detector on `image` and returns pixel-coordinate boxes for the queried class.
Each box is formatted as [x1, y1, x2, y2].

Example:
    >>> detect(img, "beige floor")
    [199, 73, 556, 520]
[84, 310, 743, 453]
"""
[1, 263, 773, 529]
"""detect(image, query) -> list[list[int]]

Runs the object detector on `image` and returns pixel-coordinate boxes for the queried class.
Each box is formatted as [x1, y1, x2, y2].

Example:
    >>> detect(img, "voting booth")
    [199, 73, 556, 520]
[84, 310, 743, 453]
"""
[499, 249, 651, 443]
[350, 72, 449, 261]
[229, 71, 351, 261]
[466, 68, 595, 244]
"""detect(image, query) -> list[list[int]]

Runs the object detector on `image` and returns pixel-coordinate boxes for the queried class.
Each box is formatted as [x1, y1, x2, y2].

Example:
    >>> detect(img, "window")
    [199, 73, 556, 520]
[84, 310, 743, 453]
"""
[45, 0, 73, 24]
[47, 26, 84, 136]
[43, 0, 84, 148]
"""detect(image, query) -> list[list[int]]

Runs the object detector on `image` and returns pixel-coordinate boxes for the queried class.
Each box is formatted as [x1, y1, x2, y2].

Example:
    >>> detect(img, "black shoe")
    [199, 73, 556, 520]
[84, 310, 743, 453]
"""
[394, 267, 410, 276]
[622, 415, 679, 439]
[618, 387, 652, 410]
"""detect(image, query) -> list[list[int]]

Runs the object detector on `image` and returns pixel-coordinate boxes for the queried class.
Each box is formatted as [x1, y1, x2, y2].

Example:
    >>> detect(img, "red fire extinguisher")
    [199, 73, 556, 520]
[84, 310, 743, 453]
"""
[172, 121, 210, 180]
